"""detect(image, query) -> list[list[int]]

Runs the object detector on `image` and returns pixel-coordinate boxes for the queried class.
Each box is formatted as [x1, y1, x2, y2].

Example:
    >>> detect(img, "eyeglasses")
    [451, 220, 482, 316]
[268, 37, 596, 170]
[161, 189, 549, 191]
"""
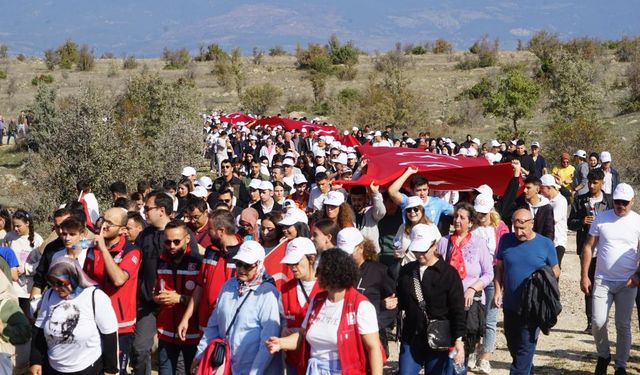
[513, 218, 533, 225]
[144, 206, 159, 212]
[221, 165, 232, 169]
[406, 207, 421, 213]
[235, 261, 258, 270]
[614, 200, 630, 206]
[47, 277, 70, 288]
[102, 219, 124, 229]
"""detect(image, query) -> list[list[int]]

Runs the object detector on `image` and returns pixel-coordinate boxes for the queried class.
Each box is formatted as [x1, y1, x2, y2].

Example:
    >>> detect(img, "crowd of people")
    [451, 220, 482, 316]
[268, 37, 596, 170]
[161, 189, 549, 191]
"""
[0, 112, 637, 375]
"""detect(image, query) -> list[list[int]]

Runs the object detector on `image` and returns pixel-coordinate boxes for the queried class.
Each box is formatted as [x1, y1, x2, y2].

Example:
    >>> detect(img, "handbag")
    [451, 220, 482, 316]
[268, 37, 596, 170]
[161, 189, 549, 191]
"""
[210, 290, 254, 368]
[413, 269, 452, 351]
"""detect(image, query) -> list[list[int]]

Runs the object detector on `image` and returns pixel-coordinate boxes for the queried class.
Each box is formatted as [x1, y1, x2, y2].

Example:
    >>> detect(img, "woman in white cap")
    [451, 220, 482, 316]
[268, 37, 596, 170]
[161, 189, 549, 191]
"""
[266, 248, 384, 375]
[279, 238, 322, 375]
[393, 196, 441, 266]
[279, 208, 311, 241]
[192, 241, 282, 374]
[315, 191, 354, 230]
[469, 194, 509, 374]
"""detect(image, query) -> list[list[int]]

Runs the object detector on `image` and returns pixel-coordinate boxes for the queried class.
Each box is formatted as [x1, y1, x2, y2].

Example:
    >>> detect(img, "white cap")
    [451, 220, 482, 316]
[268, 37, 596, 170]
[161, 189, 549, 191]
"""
[485, 153, 497, 164]
[336, 227, 364, 254]
[315, 166, 327, 174]
[474, 184, 493, 196]
[181, 166, 196, 177]
[374, 131, 382, 137]
[249, 135, 258, 140]
[330, 141, 341, 150]
[282, 158, 295, 166]
[474, 193, 494, 214]
[301, 128, 307, 133]
[406, 138, 416, 145]
[323, 191, 345, 206]
[293, 174, 308, 185]
[279, 207, 308, 225]
[190, 186, 208, 198]
[467, 148, 478, 157]
[407, 224, 440, 252]
[340, 145, 348, 152]
[352, 126, 359, 132]
[613, 183, 634, 201]
[285, 152, 296, 159]
[233, 240, 265, 264]
[599, 151, 611, 163]
[472, 138, 481, 146]
[324, 136, 335, 144]
[332, 154, 348, 165]
[259, 181, 274, 191]
[540, 174, 560, 189]
[574, 149, 587, 159]
[531, 141, 540, 148]
[314, 149, 326, 158]
[457, 147, 468, 156]
[343, 130, 350, 136]
[249, 179, 262, 189]
[347, 153, 357, 160]
[281, 238, 317, 264]
[490, 140, 501, 148]
[196, 176, 213, 190]
[346, 147, 355, 153]
[405, 196, 423, 210]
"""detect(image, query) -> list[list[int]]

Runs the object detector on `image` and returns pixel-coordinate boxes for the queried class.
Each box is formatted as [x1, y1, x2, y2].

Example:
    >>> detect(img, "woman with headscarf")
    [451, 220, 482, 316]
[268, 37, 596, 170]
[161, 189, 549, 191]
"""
[192, 241, 282, 374]
[30, 257, 118, 375]
[238, 207, 260, 241]
[0, 271, 31, 373]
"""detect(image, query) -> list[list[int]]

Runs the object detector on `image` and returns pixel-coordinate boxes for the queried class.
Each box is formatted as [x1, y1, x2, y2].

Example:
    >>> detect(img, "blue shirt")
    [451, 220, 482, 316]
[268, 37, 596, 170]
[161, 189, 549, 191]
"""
[0, 246, 19, 268]
[496, 233, 558, 312]
[399, 193, 454, 225]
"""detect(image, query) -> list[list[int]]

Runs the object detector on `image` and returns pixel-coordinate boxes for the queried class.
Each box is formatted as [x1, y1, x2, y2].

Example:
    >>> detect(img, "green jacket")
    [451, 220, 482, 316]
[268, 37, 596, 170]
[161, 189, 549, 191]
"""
[0, 298, 31, 346]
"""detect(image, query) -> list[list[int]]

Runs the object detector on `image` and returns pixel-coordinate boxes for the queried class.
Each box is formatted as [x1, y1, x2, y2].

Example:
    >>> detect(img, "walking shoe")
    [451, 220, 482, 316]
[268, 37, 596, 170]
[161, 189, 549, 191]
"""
[476, 359, 492, 374]
[583, 322, 592, 334]
[595, 356, 611, 375]
[467, 352, 477, 370]
[614, 367, 627, 375]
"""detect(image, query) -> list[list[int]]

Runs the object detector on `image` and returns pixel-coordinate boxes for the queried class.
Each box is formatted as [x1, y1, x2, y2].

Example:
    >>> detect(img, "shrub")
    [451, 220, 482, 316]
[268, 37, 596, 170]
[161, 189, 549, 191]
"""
[564, 37, 603, 62]
[335, 64, 357, 81]
[163, 47, 190, 69]
[614, 37, 640, 62]
[285, 96, 309, 113]
[455, 35, 499, 70]
[433, 38, 453, 54]
[196, 43, 226, 62]
[76, 44, 95, 71]
[240, 83, 282, 115]
[544, 117, 609, 164]
[212, 58, 233, 90]
[107, 62, 119, 77]
[57, 39, 78, 69]
[230, 47, 245, 96]
[252, 47, 264, 65]
[16, 54, 26, 62]
[410, 46, 427, 55]
[455, 77, 494, 100]
[327, 35, 359, 66]
[0, 44, 8, 59]
[619, 57, 640, 114]
[527, 30, 561, 79]
[0, 70, 6, 79]
[6, 78, 17, 97]
[101, 52, 115, 59]
[44, 49, 59, 70]
[31, 74, 55, 86]
[123, 55, 138, 69]
[295, 43, 332, 73]
[268, 46, 287, 56]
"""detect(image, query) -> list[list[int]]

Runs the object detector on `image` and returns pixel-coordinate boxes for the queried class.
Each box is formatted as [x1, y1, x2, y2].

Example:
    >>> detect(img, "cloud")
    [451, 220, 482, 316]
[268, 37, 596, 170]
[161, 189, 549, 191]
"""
[387, 9, 493, 32]
[510, 28, 533, 37]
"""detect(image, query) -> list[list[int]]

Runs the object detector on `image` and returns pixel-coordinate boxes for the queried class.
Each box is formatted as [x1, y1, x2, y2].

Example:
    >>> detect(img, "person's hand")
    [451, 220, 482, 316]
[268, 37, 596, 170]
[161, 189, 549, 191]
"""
[177, 318, 189, 341]
[493, 291, 502, 309]
[359, 158, 368, 169]
[511, 160, 521, 177]
[29, 365, 42, 375]
[369, 182, 380, 195]
[580, 276, 592, 295]
[464, 288, 476, 309]
[190, 357, 201, 374]
[265, 336, 282, 354]
[626, 274, 639, 288]
[156, 290, 181, 305]
[384, 294, 398, 310]
[405, 166, 419, 175]
[583, 216, 594, 226]
[94, 232, 107, 252]
[453, 341, 465, 364]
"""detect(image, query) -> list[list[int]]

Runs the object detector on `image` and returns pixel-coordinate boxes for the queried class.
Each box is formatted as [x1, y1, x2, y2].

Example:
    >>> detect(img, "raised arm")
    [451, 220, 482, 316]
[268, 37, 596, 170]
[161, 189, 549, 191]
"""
[388, 167, 418, 206]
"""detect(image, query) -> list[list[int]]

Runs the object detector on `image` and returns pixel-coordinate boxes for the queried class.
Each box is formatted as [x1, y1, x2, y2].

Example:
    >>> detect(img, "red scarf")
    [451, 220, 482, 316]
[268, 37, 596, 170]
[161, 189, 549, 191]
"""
[449, 232, 470, 279]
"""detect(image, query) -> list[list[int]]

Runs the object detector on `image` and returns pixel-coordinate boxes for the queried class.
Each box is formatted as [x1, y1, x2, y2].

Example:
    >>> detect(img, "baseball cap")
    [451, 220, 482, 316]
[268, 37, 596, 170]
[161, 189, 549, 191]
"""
[336, 227, 364, 254]
[374, 131, 382, 137]
[293, 174, 308, 185]
[279, 208, 308, 226]
[347, 153, 357, 160]
[196, 176, 213, 190]
[540, 174, 560, 189]
[282, 158, 295, 166]
[233, 240, 265, 264]
[574, 149, 587, 159]
[281, 238, 317, 264]
[407, 224, 440, 252]
[314, 149, 326, 158]
[490, 140, 501, 148]
[259, 181, 274, 191]
[613, 183, 634, 201]
[330, 141, 341, 150]
[249, 179, 262, 190]
[474, 193, 494, 214]
[530, 141, 540, 148]
[474, 184, 493, 197]
[343, 130, 349, 136]
[181, 166, 196, 177]
[352, 127, 359, 132]
[332, 154, 348, 165]
[599, 151, 612, 163]
[323, 191, 345, 206]
[472, 138, 481, 146]
[190, 186, 208, 198]
[315, 166, 327, 174]
[405, 196, 423, 210]
[301, 128, 307, 133]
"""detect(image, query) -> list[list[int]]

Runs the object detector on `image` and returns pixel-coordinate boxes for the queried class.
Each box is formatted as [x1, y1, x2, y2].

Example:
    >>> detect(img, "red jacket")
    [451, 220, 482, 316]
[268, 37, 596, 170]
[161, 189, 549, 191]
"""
[155, 246, 202, 345]
[300, 287, 385, 375]
[84, 235, 140, 334]
[191, 220, 212, 249]
[281, 278, 321, 368]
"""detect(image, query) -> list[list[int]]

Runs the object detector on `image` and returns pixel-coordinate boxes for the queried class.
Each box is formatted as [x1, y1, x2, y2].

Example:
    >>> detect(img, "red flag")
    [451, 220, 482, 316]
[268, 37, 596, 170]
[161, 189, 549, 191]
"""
[335, 146, 514, 196]
[339, 134, 361, 147]
[263, 240, 293, 291]
[219, 112, 255, 124]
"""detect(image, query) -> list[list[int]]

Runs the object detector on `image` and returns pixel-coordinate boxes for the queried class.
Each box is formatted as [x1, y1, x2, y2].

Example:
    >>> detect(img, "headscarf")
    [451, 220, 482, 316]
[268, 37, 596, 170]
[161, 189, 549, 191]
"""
[0, 271, 17, 301]
[239, 208, 259, 241]
[238, 260, 266, 297]
[47, 257, 97, 296]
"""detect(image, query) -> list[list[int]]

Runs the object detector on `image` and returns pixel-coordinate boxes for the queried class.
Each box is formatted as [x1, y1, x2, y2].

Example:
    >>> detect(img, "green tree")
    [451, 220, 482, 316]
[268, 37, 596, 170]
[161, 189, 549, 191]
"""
[619, 57, 640, 114]
[76, 44, 95, 71]
[231, 47, 245, 96]
[268, 46, 287, 56]
[483, 69, 540, 135]
[432, 38, 453, 54]
[162, 47, 190, 69]
[240, 83, 282, 115]
[57, 39, 78, 69]
[44, 49, 59, 70]
[527, 30, 561, 79]
[544, 117, 609, 165]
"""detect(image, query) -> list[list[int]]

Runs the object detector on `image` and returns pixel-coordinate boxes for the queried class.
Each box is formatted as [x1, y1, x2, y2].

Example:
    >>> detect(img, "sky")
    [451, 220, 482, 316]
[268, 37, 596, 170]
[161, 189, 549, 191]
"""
[1, 0, 639, 57]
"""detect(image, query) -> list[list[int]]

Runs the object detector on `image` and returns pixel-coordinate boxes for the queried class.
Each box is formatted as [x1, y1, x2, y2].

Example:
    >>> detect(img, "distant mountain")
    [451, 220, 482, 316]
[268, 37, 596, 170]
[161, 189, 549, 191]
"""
[1, 0, 638, 57]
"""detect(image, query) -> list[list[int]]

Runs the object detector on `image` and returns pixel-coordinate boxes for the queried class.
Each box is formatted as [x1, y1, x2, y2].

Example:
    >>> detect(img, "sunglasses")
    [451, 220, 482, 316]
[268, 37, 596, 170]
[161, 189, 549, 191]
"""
[406, 207, 421, 213]
[164, 238, 185, 246]
[219, 199, 232, 204]
[235, 261, 258, 270]
[614, 200, 630, 206]
[47, 277, 70, 288]
[221, 165, 232, 169]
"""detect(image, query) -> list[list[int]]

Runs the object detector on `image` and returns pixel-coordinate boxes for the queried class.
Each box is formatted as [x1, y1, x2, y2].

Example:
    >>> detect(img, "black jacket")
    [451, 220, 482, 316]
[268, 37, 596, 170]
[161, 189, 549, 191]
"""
[519, 265, 562, 335]
[568, 192, 613, 252]
[397, 259, 465, 349]
[357, 260, 396, 329]
[32, 237, 64, 291]
[516, 198, 555, 241]
[250, 201, 283, 220]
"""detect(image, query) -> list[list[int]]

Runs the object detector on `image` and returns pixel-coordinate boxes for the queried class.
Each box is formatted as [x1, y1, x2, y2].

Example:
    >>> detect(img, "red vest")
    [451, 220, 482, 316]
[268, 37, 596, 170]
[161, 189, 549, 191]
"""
[84, 235, 140, 334]
[300, 287, 385, 375]
[281, 278, 321, 368]
[155, 247, 202, 345]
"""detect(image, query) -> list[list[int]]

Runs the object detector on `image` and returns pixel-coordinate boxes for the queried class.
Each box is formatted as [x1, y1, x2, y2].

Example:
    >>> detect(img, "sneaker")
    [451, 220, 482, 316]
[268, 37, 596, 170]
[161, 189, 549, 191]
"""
[614, 367, 627, 375]
[595, 356, 611, 375]
[476, 359, 492, 374]
[583, 322, 592, 334]
[467, 353, 477, 370]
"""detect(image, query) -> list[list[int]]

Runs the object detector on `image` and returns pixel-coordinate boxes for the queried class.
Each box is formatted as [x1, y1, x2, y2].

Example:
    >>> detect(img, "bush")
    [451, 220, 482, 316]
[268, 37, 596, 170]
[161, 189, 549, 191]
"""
[212, 58, 233, 90]
[44, 49, 59, 70]
[527, 30, 561, 79]
[163, 47, 190, 69]
[122, 55, 138, 69]
[107, 62, 119, 77]
[76, 44, 95, 71]
[455, 36, 499, 70]
[544, 117, 609, 163]
[335, 64, 357, 81]
[615, 37, 640, 62]
[410, 46, 427, 55]
[619, 57, 640, 114]
[0, 70, 6, 79]
[31, 74, 54, 86]
[6, 78, 17, 97]
[268, 46, 287, 56]
[327, 35, 359, 66]
[101, 52, 115, 59]
[295, 43, 332, 73]
[285, 96, 309, 113]
[196, 43, 226, 62]
[57, 39, 78, 69]
[433, 38, 453, 54]
[455, 77, 493, 100]
[564, 37, 603, 62]
[0, 44, 7, 59]
[252, 47, 264, 65]
[240, 83, 282, 115]
[16, 54, 26, 62]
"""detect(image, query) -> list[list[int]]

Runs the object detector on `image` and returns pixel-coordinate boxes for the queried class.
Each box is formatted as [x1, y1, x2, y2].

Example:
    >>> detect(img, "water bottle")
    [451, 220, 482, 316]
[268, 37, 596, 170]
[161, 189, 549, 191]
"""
[449, 349, 466, 374]
[79, 238, 92, 251]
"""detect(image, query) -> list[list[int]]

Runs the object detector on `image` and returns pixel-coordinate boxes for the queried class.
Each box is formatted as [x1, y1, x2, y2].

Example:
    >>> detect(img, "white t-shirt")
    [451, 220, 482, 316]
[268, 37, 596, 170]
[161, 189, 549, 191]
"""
[36, 287, 118, 373]
[297, 280, 316, 309]
[5, 231, 44, 297]
[307, 186, 329, 212]
[590, 210, 640, 281]
[473, 226, 497, 257]
[52, 248, 89, 270]
[302, 297, 378, 361]
[549, 193, 568, 248]
[372, 140, 392, 147]
[602, 171, 613, 194]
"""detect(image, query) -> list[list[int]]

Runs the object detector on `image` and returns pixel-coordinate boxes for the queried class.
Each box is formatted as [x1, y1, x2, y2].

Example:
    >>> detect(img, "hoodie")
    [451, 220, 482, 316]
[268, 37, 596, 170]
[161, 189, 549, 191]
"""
[518, 195, 555, 241]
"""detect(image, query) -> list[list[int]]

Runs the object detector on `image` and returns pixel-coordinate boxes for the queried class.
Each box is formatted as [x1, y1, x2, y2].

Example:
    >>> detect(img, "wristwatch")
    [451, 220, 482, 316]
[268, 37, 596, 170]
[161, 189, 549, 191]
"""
[179, 295, 188, 305]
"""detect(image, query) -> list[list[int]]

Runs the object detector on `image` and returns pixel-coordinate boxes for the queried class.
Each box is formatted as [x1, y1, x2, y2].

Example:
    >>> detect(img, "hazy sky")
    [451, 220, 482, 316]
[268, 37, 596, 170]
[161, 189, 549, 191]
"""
[1, 0, 638, 56]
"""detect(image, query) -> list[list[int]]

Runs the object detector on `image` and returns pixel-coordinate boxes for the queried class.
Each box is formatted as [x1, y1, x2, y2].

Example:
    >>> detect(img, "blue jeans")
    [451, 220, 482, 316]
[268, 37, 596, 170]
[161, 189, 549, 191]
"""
[399, 343, 456, 375]
[503, 309, 539, 375]
[482, 282, 498, 354]
[157, 341, 196, 375]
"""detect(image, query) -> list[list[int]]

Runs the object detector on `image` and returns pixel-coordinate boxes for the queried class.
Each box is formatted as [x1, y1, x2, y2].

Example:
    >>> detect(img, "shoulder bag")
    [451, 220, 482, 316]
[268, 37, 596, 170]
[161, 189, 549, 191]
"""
[210, 290, 253, 368]
[413, 268, 452, 351]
